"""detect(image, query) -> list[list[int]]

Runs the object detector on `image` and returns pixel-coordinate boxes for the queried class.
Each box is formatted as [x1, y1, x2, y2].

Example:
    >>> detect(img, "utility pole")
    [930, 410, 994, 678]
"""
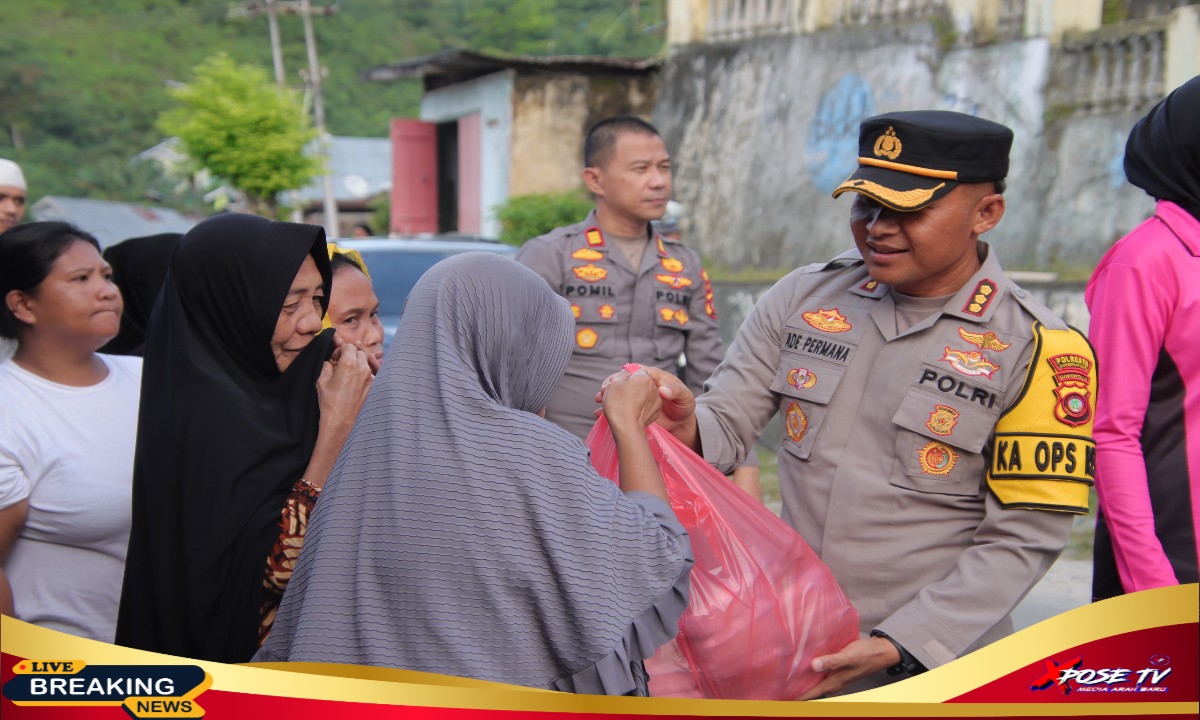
[237, 1, 339, 231]
[299, 0, 339, 238]
[265, 0, 286, 86]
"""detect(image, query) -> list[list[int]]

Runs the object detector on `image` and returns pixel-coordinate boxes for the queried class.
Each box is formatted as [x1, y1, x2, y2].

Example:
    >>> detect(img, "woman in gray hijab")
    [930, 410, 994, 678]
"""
[256, 253, 692, 695]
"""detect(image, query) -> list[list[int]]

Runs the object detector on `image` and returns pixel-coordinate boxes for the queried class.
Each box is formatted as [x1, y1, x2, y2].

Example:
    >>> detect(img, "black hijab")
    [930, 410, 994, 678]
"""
[99, 233, 183, 356]
[116, 213, 334, 663]
[1124, 75, 1200, 220]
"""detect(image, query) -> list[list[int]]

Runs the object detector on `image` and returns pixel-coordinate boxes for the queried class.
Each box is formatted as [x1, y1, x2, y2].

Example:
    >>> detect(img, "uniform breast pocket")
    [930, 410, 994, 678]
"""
[770, 360, 846, 461]
[652, 302, 688, 360]
[889, 390, 994, 497]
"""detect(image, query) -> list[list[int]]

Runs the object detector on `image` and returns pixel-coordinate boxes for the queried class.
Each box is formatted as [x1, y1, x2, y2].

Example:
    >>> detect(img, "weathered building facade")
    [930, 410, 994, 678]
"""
[657, 0, 1199, 272]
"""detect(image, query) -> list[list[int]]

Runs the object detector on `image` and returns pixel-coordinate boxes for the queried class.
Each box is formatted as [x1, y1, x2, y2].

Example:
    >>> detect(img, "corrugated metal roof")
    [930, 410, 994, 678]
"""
[31, 196, 201, 249]
[364, 48, 662, 82]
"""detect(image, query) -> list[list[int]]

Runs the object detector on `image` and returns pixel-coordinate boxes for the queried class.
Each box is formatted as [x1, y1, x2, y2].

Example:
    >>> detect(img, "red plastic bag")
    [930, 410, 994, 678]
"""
[586, 415, 859, 700]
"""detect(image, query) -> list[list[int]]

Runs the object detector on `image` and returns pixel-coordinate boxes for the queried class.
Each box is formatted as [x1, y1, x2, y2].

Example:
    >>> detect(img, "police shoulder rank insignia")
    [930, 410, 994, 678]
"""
[573, 263, 607, 282]
[959, 327, 1011, 351]
[941, 347, 1000, 379]
[802, 308, 852, 333]
[787, 367, 817, 390]
[873, 125, 902, 160]
[785, 402, 809, 443]
[926, 404, 960, 436]
[585, 227, 605, 247]
[917, 441, 959, 475]
[576, 328, 598, 349]
[598, 304, 615, 320]
[655, 274, 693, 289]
[572, 247, 604, 261]
[570, 304, 581, 319]
[963, 280, 998, 316]
[660, 256, 684, 273]
[986, 323, 1096, 514]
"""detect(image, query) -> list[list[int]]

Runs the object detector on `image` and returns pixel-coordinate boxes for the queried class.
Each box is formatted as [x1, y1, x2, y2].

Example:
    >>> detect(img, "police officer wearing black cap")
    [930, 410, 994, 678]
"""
[601, 111, 1098, 695]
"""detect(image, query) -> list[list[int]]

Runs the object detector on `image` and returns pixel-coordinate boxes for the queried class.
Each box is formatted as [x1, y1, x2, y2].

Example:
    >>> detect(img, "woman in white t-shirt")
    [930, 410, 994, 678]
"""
[0, 222, 141, 642]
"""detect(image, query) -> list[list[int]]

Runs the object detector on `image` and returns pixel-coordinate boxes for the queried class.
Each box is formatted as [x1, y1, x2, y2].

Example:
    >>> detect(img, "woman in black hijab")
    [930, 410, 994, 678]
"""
[116, 213, 374, 663]
[98, 233, 182, 356]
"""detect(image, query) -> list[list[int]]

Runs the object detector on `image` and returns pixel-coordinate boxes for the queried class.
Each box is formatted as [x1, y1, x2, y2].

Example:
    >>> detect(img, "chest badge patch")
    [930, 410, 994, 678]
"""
[598, 304, 615, 320]
[941, 347, 1000, 379]
[926, 405, 960, 436]
[576, 328, 598, 349]
[674, 308, 689, 325]
[917, 441, 959, 475]
[802, 308, 852, 333]
[785, 402, 809, 443]
[572, 247, 604, 261]
[655, 274, 693, 290]
[570, 304, 581, 319]
[585, 227, 605, 247]
[787, 367, 818, 390]
[963, 279, 998, 316]
[1047, 354, 1094, 427]
[573, 263, 608, 282]
[959, 327, 1011, 351]
[660, 257, 684, 273]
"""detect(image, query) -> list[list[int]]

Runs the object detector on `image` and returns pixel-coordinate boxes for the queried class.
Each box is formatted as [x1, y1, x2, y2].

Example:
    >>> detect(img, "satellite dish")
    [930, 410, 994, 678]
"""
[343, 174, 371, 198]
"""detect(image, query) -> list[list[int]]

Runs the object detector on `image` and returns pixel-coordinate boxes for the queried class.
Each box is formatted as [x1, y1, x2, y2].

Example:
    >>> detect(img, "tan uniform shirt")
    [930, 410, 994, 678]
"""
[518, 210, 724, 440]
[695, 246, 1080, 686]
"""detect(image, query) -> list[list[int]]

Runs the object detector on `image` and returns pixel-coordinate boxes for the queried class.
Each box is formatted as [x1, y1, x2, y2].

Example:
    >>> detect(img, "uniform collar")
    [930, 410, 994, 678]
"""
[583, 208, 660, 253]
[1157, 200, 1200, 256]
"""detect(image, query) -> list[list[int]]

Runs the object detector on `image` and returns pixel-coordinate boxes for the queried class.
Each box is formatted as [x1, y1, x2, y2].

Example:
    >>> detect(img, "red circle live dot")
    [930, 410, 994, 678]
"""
[18, 664, 25, 670]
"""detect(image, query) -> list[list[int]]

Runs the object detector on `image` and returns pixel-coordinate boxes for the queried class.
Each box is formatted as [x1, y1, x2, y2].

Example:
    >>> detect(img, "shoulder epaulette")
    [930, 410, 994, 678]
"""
[798, 249, 864, 275]
[1007, 281, 1068, 330]
[987, 322, 1097, 514]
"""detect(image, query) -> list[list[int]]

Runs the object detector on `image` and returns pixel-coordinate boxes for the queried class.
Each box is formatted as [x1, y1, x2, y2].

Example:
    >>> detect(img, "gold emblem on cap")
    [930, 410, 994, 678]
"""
[873, 126, 902, 161]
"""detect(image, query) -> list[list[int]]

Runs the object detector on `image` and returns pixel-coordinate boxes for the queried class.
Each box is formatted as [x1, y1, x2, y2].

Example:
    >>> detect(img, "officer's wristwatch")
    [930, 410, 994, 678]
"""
[870, 630, 927, 677]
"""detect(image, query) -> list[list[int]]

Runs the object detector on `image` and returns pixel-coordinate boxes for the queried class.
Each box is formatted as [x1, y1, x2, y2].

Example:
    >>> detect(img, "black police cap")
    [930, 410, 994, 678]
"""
[833, 111, 1013, 211]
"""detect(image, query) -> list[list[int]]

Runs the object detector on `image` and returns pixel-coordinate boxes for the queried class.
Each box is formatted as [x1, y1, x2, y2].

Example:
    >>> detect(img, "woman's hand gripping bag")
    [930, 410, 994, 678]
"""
[586, 416, 859, 700]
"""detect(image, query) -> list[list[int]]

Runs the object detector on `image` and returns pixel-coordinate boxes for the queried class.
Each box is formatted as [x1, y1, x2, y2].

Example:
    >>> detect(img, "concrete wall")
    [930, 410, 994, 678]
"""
[653, 18, 1160, 273]
[509, 73, 660, 197]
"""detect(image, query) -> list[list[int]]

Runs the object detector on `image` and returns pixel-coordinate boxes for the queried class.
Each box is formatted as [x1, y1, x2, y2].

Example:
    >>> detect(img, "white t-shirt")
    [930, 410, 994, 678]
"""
[0, 353, 142, 642]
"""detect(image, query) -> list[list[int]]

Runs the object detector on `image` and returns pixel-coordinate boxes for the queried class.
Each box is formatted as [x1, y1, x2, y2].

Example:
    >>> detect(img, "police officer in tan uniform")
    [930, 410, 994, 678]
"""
[517, 116, 725, 442]
[604, 111, 1098, 695]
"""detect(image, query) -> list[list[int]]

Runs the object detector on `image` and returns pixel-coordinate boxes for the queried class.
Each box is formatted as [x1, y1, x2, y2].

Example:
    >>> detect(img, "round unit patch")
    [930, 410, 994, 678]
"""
[917, 441, 959, 476]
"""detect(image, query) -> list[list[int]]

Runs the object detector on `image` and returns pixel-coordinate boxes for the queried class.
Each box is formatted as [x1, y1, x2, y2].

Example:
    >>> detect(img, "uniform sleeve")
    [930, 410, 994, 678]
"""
[694, 272, 797, 474]
[515, 236, 564, 293]
[875, 341, 1074, 668]
[681, 257, 725, 396]
[1086, 259, 1179, 591]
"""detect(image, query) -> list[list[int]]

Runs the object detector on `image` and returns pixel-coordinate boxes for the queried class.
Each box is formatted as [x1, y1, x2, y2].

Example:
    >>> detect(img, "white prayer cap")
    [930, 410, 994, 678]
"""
[0, 159, 26, 190]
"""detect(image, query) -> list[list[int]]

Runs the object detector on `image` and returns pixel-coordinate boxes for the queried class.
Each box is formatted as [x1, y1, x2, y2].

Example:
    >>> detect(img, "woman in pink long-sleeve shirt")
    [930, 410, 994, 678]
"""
[1088, 76, 1200, 599]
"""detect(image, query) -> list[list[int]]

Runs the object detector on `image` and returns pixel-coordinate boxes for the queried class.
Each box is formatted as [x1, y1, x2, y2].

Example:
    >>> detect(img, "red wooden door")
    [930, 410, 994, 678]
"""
[457, 113, 482, 235]
[390, 119, 438, 234]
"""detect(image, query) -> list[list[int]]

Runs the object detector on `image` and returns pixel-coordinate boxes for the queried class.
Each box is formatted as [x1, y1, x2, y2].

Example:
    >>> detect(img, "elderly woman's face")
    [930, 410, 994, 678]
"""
[271, 254, 325, 372]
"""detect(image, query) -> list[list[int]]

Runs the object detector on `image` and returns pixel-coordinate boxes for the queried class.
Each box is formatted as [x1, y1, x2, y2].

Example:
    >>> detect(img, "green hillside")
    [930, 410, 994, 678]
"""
[0, 0, 666, 205]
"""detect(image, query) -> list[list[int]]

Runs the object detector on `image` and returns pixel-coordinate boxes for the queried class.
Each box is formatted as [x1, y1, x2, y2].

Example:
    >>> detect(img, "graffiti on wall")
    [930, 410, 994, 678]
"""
[806, 74, 876, 192]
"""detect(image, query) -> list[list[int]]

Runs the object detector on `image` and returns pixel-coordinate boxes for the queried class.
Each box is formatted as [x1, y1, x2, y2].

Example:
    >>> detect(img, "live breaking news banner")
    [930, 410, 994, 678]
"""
[2, 585, 1196, 720]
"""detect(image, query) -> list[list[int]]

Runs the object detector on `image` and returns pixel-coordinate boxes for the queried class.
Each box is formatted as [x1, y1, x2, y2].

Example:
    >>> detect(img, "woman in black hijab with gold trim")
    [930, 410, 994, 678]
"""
[115, 213, 374, 663]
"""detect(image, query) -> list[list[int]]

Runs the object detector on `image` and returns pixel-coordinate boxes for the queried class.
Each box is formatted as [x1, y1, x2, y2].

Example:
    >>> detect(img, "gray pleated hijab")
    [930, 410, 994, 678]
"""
[258, 253, 691, 692]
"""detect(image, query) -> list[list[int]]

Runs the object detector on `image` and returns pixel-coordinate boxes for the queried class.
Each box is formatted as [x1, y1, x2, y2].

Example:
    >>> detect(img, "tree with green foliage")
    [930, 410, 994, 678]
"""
[495, 190, 593, 246]
[158, 53, 320, 217]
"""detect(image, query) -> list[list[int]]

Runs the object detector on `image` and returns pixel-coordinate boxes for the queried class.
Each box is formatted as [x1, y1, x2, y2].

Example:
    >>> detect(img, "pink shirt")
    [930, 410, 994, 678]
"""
[1086, 200, 1200, 592]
